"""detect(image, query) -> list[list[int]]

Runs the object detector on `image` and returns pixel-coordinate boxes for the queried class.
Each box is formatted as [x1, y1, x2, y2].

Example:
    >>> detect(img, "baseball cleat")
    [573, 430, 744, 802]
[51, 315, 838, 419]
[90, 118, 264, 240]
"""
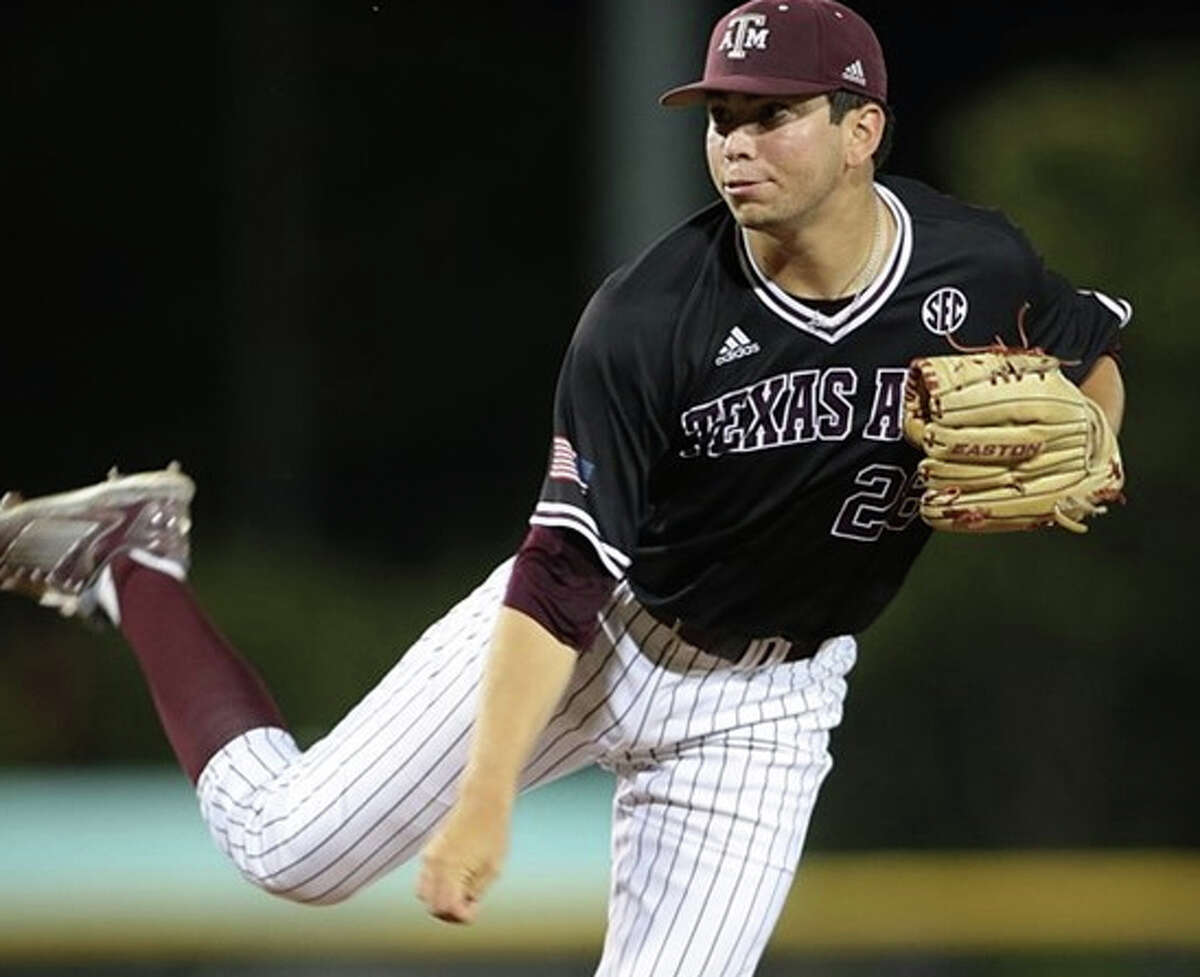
[0, 463, 194, 621]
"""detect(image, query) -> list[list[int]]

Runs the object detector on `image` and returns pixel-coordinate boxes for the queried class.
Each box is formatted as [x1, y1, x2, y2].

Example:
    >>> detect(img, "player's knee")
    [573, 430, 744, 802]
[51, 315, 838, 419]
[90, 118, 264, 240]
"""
[231, 854, 363, 907]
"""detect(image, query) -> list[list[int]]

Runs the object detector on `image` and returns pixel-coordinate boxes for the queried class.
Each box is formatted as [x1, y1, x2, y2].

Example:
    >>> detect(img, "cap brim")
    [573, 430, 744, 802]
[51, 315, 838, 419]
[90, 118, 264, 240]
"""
[659, 76, 837, 107]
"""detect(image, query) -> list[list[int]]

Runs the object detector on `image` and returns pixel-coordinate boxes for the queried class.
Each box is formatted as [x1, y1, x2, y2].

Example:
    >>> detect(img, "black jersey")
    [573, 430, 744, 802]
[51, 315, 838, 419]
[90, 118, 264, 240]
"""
[530, 176, 1130, 646]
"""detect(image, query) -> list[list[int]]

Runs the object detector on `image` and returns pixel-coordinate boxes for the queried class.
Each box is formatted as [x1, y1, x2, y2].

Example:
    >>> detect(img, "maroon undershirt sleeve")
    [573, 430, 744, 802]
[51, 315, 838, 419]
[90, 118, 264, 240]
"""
[503, 525, 618, 651]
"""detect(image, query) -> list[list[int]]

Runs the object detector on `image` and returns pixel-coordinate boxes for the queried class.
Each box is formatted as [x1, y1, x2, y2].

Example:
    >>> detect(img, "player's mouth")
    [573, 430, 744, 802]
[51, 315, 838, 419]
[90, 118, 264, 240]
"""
[724, 178, 769, 199]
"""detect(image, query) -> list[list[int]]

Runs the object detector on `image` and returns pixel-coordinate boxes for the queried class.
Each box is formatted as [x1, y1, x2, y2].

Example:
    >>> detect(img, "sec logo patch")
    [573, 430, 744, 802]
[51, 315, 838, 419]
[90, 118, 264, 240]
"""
[921, 287, 969, 335]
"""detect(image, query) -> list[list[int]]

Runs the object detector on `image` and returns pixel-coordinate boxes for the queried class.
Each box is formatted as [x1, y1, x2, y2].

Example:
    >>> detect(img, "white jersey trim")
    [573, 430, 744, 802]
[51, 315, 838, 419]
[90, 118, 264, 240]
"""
[1079, 289, 1133, 329]
[735, 182, 914, 345]
[530, 501, 631, 579]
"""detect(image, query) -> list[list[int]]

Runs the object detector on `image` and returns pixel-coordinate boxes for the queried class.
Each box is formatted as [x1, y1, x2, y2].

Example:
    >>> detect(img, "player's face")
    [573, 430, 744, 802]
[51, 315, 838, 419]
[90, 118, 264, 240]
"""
[705, 92, 849, 232]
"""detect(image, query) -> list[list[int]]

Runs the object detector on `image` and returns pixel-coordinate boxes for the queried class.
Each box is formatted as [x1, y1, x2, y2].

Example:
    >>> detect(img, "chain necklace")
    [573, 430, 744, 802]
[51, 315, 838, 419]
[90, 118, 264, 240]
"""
[836, 195, 885, 298]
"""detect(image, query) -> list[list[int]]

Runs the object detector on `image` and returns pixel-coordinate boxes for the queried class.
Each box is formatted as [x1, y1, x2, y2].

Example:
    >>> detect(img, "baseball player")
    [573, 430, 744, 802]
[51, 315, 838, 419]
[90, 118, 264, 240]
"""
[0, 2, 1128, 975]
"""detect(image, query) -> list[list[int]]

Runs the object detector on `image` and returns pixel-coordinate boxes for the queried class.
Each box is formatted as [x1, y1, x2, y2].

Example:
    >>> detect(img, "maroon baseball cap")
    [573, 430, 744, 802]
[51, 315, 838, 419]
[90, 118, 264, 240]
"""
[660, 0, 887, 107]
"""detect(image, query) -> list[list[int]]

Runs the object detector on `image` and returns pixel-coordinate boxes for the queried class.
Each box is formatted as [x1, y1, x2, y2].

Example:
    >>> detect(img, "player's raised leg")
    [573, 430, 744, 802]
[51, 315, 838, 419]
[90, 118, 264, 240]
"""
[200, 575, 645, 905]
[0, 467, 609, 904]
[196, 557, 514, 904]
[0, 465, 288, 782]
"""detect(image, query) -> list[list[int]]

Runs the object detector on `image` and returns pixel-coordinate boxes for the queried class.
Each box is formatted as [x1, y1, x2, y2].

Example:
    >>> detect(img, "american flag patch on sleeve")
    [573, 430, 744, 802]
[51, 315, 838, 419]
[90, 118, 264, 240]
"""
[549, 435, 593, 493]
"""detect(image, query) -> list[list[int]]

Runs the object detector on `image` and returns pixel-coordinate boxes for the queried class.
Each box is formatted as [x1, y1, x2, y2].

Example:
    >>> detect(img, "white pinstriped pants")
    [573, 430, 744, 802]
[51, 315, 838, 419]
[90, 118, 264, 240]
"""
[197, 558, 855, 977]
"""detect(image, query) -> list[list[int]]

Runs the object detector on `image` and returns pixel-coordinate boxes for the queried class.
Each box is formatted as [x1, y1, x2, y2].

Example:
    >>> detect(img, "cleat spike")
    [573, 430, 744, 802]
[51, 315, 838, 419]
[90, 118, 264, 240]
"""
[167, 460, 181, 473]
[107, 466, 120, 481]
[0, 491, 23, 510]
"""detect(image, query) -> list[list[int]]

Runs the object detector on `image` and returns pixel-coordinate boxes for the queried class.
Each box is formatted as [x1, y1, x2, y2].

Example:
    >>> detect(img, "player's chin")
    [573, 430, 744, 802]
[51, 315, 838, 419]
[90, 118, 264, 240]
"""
[725, 200, 777, 230]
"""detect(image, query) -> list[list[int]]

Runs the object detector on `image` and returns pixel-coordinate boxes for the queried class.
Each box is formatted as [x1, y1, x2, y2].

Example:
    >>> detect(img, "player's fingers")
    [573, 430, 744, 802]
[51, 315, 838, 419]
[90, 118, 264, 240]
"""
[425, 872, 479, 924]
[431, 886, 478, 925]
[417, 854, 483, 925]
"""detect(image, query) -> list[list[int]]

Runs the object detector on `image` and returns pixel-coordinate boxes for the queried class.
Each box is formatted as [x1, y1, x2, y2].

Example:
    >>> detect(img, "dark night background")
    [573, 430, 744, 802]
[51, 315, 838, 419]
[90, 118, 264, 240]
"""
[4, 0, 1197, 548]
[1, 1, 1198, 972]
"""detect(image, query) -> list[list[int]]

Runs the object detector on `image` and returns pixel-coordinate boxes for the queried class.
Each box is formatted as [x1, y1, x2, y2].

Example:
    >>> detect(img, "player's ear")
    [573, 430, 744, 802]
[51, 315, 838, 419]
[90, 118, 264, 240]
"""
[845, 102, 884, 168]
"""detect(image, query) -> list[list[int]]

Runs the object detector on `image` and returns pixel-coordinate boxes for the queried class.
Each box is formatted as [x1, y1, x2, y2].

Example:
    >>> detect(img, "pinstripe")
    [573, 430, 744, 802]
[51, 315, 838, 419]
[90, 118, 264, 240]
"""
[601, 641, 703, 974]
[293, 600, 491, 771]
[218, 742, 256, 789]
[201, 568, 601, 897]
[262, 728, 297, 767]
[586, 633, 688, 971]
[642, 730, 722, 977]
[277, 598, 636, 900]
[667, 667, 777, 977]
[233, 639, 484, 860]
[196, 569, 510, 887]
[193, 559, 855, 975]
[672, 724, 757, 977]
[305, 635, 650, 902]
[217, 654, 442, 825]
[515, 598, 628, 791]
[242, 735, 283, 783]
[527, 630, 678, 785]
[786, 734, 829, 865]
[270, 662, 483, 891]
[296, 728, 474, 901]
[611, 650, 720, 974]
[227, 671, 481, 894]
[646, 667, 755, 976]
[522, 608, 630, 763]
[666, 666, 764, 973]
[208, 784, 254, 831]
[746, 750, 806, 970]
[619, 635, 688, 764]
[692, 672, 787, 976]
[204, 742, 272, 860]
[205, 799, 239, 854]
[615, 752, 688, 975]
[620, 662, 739, 974]
[324, 619, 651, 902]
[204, 597, 482, 826]
[712, 719, 787, 977]
[522, 615, 649, 779]
[540, 598, 626, 728]
[727, 714, 808, 975]
[353, 615, 652, 896]
[714, 665, 799, 977]
[287, 637, 449, 770]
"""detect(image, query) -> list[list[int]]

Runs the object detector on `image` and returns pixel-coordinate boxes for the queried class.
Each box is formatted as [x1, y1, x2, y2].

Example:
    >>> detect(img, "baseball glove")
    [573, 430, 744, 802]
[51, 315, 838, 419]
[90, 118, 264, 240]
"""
[903, 350, 1124, 533]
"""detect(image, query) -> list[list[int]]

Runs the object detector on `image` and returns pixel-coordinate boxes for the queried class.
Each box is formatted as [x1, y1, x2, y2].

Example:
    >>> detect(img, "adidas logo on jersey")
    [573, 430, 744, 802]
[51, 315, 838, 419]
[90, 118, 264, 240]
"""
[841, 59, 867, 86]
[715, 326, 761, 366]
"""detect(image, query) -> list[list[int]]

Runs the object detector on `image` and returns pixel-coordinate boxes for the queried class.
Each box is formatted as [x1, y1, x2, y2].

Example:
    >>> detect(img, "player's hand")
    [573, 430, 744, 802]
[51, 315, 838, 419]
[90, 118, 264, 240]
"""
[416, 792, 513, 924]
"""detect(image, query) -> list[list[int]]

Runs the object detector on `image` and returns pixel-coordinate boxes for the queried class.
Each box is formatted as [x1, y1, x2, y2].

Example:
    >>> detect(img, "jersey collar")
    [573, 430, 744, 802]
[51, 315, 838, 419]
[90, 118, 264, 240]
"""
[735, 182, 913, 345]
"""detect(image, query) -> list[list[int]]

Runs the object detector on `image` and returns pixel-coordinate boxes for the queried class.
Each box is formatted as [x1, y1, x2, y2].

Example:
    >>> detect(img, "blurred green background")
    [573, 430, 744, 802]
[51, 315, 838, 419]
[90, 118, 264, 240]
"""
[2, 1, 1197, 974]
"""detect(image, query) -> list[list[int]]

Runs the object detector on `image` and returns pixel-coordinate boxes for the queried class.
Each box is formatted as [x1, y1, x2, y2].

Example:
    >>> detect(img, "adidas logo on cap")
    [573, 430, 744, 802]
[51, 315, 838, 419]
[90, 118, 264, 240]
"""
[841, 59, 867, 85]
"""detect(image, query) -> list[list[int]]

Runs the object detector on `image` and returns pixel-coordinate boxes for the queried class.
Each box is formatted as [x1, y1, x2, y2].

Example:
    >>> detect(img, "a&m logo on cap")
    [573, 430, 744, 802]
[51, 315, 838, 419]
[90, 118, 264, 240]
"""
[718, 12, 770, 59]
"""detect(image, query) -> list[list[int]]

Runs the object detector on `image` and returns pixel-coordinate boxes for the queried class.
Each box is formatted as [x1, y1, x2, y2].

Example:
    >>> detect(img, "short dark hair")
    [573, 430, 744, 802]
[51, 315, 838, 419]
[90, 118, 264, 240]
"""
[827, 90, 894, 170]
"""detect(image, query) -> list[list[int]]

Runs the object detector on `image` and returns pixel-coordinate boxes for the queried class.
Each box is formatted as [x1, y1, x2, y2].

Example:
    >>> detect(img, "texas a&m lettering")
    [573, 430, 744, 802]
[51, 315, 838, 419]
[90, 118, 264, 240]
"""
[679, 366, 905, 458]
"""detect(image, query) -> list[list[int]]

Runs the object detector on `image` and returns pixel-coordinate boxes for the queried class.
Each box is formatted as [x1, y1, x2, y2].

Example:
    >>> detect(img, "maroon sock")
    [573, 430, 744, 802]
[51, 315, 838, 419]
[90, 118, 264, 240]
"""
[110, 553, 287, 783]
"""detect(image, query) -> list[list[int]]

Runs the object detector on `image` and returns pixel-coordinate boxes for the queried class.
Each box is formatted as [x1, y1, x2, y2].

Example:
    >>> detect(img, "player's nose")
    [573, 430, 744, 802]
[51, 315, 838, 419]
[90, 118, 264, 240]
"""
[723, 125, 756, 161]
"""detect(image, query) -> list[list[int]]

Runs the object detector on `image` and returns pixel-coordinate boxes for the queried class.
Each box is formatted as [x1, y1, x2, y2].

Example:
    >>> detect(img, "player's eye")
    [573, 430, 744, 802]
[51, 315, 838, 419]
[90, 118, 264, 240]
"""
[759, 102, 791, 126]
[708, 105, 731, 129]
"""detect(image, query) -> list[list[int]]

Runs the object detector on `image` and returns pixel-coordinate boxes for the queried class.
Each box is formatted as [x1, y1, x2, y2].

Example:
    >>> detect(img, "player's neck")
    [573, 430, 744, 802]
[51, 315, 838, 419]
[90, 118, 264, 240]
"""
[744, 184, 891, 301]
